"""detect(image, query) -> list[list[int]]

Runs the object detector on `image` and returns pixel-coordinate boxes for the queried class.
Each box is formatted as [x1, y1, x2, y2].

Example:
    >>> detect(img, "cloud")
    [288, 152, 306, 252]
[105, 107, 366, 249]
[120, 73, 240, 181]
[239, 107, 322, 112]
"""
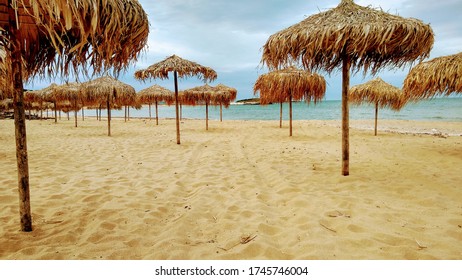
[25, 0, 461, 101]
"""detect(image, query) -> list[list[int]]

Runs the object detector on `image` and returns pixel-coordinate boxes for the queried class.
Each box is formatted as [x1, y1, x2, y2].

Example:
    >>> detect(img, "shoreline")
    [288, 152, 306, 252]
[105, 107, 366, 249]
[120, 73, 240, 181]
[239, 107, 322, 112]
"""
[6, 117, 461, 136]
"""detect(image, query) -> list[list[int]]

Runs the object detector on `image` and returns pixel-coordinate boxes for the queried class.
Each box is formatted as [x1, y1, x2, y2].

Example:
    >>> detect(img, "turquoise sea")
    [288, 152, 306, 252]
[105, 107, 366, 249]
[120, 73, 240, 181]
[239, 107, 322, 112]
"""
[88, 97, 462, 122]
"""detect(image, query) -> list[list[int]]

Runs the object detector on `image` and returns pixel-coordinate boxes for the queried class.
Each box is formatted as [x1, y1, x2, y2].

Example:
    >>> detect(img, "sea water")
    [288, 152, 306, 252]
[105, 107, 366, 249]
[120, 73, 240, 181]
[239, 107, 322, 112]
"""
[86, 97, 462, 122]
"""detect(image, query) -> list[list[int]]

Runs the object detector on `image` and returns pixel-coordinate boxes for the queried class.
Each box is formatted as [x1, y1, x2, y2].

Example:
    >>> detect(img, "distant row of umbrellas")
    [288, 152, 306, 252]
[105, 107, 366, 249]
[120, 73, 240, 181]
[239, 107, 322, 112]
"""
[1, 77, 238, 134]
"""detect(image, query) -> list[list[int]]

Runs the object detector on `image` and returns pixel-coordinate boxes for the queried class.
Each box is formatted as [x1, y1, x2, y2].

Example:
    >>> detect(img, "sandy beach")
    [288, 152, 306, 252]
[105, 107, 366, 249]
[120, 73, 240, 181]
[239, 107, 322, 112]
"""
[0, 117, 461, 260]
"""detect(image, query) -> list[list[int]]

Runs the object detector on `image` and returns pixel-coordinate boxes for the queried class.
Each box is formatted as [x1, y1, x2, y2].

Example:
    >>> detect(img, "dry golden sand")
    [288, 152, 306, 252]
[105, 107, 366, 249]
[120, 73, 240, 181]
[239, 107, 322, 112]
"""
[0, 117, 461, 260]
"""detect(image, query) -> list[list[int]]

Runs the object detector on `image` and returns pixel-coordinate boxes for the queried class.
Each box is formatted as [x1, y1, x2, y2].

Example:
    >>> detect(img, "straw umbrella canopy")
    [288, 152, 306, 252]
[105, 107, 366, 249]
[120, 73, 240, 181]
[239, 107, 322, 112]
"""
[182, 84, 217, 130]
[82, 76, 136, 136]
[254, 66, 326, 136]
[0, 0, 148, 231]
[403, 52, 462, 100]
[212, 83, 237, 122]
[350, 77, 405, 136]
[261, 0, 434, 175]
[134, 54, 217, 144]
[138, 84, 175, 125]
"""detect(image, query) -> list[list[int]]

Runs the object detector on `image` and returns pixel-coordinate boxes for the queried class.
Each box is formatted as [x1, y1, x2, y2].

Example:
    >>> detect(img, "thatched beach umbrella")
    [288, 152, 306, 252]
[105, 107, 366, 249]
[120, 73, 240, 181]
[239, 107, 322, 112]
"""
[403, 52, 462, 100]
[53, 83, 83, 127]
[213, 83, 237, 122]
[82, 76, 136, 136]
[254, 67, 326, 136]
[37, 83, 60, 122]
[23, 90, 45, 118]
[261, 0, 434, 175]
[134, 54, 217, 144]
[182, 84, 217, 130]
[138, 85, 175, 125]
[0, 0, 148, 231]
[350, 77, 405, 136]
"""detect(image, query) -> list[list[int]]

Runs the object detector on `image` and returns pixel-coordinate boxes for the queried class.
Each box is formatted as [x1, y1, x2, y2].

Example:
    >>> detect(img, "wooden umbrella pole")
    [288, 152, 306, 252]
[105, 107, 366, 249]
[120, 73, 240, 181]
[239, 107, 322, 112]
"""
[95, 108, 98, 120]
[9, 1, 32, 232]
[280, 102, 283, 128]
[220, 103, 223, 122]
[206, 101, 209, 130]
[155, 101, 159, 125]
[374, 102, 378, 136]
[128, 106, 130, 121]
[107, 94, 111, 136]
[289, 92, 293, 136]
[124, 105, 127, 122]
[341, 54, 351, 176]
[174, 71, 181, 144]
[82, 107, 85, 121]
[74, 99, 78, 127]
[54, 101, 57, 123]
[148, 103, 152, 120]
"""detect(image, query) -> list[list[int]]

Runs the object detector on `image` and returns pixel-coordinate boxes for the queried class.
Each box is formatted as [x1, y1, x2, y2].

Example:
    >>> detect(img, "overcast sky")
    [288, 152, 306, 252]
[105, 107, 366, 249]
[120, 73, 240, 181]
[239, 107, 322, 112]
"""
[26, 0, 462, 100]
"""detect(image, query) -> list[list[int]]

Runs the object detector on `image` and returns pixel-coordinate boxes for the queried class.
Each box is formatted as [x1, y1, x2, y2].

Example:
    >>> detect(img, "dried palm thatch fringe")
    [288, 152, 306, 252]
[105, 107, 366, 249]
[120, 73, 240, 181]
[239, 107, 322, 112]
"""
[134, 54, 217, 144]
[350, 77, 405, 135]
[261, 0, 433, 176]
[82, 76, 136, 136]
[138, 85, 175, 124]
[25, 101, 53, 111]
[403, 52, 462, 100]
[254, 66, 326, 136]
[134, 55, 217, 81]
